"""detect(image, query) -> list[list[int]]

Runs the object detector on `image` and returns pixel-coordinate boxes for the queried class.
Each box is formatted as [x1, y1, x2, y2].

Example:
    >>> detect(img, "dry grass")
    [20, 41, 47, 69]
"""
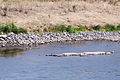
[2, 0, 99, 1]
[0, 0, 120, 31]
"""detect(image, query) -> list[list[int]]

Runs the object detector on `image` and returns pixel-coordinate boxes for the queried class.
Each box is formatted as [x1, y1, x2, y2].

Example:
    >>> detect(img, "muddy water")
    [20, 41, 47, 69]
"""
[0, 41, 120, 80]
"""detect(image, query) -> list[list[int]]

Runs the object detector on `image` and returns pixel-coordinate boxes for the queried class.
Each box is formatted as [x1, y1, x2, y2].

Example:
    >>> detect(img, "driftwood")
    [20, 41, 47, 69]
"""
[45, 52, 113, 57]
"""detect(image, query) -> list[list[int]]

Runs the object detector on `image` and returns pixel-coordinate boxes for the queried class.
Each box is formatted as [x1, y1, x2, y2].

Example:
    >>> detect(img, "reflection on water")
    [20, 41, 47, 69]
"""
[0, 41, 86, 58]
[0, 48, 26, 57]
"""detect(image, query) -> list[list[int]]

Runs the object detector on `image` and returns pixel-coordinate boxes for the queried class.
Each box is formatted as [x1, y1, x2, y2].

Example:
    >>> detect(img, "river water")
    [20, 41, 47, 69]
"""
[0, 41, 120, 80]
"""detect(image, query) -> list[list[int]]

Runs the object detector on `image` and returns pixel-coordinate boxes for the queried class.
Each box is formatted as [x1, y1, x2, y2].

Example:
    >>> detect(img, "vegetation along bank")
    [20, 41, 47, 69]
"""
[0, 23, 120, 47]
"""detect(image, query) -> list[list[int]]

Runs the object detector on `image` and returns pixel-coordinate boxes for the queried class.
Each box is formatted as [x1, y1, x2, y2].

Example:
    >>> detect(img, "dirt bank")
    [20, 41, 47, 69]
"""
[0, 1, 120, 31]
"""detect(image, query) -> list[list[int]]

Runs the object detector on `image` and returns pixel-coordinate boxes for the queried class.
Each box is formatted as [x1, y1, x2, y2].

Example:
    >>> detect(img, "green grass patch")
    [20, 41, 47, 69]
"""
[91, 24, 120, 32]
[104, 24, 116, 32]
[54, 24, 66, 33]
[1, 23, 120, 34]
[66, 25, 75, 33]
[92, 25, 101, 31]
[116, 24, 120, 31]
[50, 24, 120, 33]
[50, 24, 88, 33]
[0, 23, 27, 34]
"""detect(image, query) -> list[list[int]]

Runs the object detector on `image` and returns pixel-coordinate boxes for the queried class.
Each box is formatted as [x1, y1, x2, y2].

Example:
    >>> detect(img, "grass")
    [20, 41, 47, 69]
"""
[0, 23, 27, 34]
[54, 24, 66, 33]
[104, 24, 116, 32]
[50, 24, 88, 33]
[0, 23, 120, 34]
[3, 0, 120, 2]
[2, 0, 120, 5]
[92, 25, 101, 31]
[92, 24, 120, 32]
[116, 24, 120, 31]
[49, 24, 120, 33]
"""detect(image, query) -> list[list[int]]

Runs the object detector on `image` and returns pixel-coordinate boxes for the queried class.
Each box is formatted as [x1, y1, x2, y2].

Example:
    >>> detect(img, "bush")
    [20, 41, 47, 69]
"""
[50, 24, 120, 33]
[92, 25, 101, 31]
[3, 25, 11, 34]
[116, 24, 120, 31]
[0, 24, 4, 34]
[52, 25, 88, 33]
[0, 23, 27, 34]
[78, 26, 87, 32]
[104, 24, 115, 32]
[18, 27, 27, 33]
[8, 23, 19, 34]
[66, 25, 75, 33]
[54, 24, 66, 32]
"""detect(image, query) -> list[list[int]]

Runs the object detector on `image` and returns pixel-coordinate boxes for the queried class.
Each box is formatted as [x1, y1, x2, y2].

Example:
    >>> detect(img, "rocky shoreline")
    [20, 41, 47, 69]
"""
[0, 32, 120, 47]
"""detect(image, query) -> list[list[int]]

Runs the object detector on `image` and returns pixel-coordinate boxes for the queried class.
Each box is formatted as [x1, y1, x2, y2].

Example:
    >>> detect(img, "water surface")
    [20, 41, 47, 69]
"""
[0, 41, 120, 80]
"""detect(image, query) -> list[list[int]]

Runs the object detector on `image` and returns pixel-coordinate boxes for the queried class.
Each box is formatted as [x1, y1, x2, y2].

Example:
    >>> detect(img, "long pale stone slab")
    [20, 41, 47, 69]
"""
[45, 52, 113, 57]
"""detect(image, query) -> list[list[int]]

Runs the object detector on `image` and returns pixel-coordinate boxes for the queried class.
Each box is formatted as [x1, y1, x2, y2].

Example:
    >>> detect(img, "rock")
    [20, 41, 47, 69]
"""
[0, 38, 5, 41]
[0, 32, 120, 47]
[46, 52, 113, 57]
[1, 44, 5, 47]
[0, 10, 6, 16]
[0, 34, 7, 38]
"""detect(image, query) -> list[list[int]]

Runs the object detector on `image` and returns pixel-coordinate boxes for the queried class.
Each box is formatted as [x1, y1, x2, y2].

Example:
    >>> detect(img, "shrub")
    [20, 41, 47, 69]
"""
[92, 25, 101, 31]
[104, 24, 115, 32]
[3, 25, 11, 34]
[18, 27, 27, 33]
[0, 24, 10, 34]
[13, 27, 19, 34]
[78, 26, 87, 32]
[55, 24, 66, 32]
[10, 23, 19, 34]
[66, 25, 75, 33]
[0, 23, 27, 34]
[116, 24, 120, 31]
[49, 24, 120, 33]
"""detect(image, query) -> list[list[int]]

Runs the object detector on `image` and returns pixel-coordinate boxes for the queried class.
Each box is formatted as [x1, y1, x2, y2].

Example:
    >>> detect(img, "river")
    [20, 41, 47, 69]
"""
[0, 41, 120, 80]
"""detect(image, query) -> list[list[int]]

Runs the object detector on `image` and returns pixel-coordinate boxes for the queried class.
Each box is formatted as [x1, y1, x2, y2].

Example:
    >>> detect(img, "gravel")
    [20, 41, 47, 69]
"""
[0, 32, 120, 47]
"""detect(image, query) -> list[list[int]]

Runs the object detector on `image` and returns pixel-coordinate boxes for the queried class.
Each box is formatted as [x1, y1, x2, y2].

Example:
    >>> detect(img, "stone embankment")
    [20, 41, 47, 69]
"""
[0, 32, 120, 47]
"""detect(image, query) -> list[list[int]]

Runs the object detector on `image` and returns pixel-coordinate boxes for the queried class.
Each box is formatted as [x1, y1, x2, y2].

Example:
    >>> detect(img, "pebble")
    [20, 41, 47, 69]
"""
[0, 32, 120, 47]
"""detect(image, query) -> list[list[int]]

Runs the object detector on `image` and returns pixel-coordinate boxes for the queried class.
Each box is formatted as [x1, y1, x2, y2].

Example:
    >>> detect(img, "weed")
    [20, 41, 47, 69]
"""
[116, 24, 120, 31]
[18, 27, 27, 33]
[92, 25, 101, 31]
[78, 26, 87, 32]
[66, 25, 75, 33]
[54, 24, 66, 32]
[104, 24, 116, 32]
[0, 23, 27, 34]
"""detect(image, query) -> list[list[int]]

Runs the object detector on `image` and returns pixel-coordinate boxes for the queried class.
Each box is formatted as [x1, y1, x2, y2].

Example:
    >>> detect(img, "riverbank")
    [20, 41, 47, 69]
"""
[0, 32, 120, 47]
[0, 1, 120, 31]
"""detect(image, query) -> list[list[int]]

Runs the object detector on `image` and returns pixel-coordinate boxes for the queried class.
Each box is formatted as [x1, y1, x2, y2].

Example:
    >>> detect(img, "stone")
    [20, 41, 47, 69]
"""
[45, 52, 113, 57]
[0, 34, 7, 38]
[0, 32, 120, 47]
